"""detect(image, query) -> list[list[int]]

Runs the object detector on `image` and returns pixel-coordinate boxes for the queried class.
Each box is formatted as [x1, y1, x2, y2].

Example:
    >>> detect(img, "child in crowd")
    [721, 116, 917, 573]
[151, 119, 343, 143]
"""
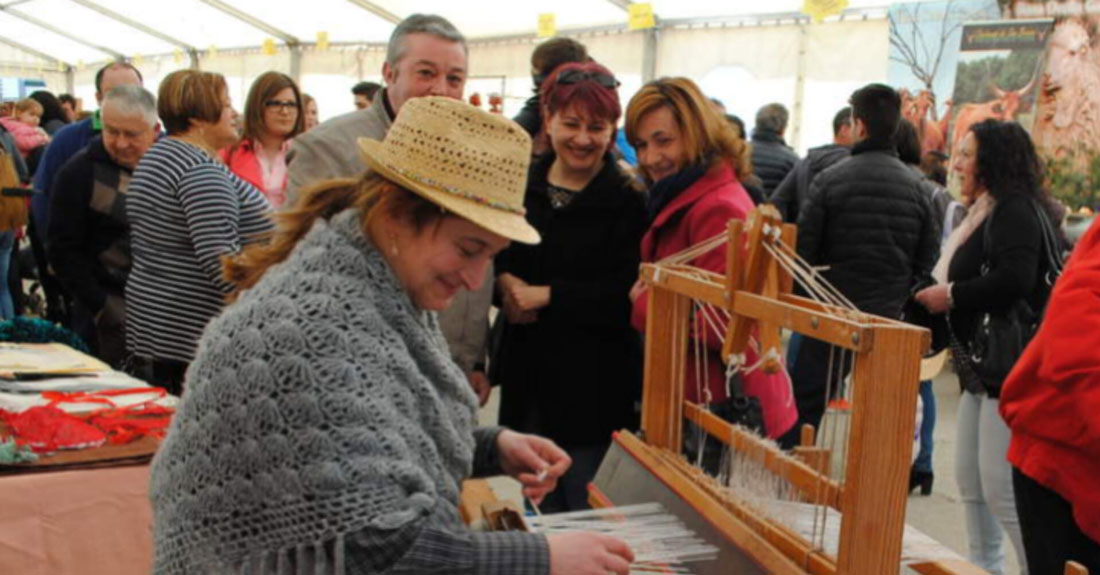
[0, 98, 51, 158]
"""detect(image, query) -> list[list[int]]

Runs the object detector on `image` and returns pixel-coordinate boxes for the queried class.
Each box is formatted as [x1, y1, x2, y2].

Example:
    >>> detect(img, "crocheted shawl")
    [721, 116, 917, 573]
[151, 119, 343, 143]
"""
[149, 208, 479, 574]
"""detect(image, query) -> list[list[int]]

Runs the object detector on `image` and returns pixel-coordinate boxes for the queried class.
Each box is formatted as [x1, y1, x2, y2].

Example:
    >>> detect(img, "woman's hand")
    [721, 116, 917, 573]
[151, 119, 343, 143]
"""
[628, 278, 647, 304]
[467, 370, 491, 407]
[495, 430, 571, 504]
[915, 284, 951, 314]
[498, 274, 537, 324]
[547, 532, 634, 575]
[509, 285, 550, 313]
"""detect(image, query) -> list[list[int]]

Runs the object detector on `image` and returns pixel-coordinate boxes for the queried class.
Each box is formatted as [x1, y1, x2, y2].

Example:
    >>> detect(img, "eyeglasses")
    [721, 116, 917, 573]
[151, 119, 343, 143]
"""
[555, 69, 620, 89]
[264, 99, 298, 113]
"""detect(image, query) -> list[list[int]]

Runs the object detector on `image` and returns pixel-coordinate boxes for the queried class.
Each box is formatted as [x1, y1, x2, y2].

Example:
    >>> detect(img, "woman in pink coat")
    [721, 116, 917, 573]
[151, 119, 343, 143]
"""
[625, 77, 796, 443]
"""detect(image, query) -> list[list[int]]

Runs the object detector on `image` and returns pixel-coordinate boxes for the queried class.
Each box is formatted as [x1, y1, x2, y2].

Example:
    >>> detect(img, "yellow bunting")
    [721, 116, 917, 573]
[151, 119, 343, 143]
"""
[173, 49, 183, 64]
[207, 45, 218, 59]
[316, 31, 329, 51]
[262, 38, 277, 56]
[132, 54, 144, 67]
[76, 59, 84, 69]
[56, 60, 66, 72]
[537, 13, 556, 38]
[628, 3, 656, 30]
[802, 0, 848, 23]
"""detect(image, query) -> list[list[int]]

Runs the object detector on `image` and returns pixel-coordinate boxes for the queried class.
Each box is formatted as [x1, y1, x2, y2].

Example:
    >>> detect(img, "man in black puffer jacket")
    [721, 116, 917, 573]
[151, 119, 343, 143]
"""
[779, 84, 940, 448]
[750, 103, 799, 198]
[769, 106, 853, 223]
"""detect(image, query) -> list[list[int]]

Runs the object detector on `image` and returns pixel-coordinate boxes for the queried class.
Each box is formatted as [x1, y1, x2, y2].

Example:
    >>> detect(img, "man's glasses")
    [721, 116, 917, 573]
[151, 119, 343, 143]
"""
[556, 69, 620, 89]
[265, 99, 298, 112]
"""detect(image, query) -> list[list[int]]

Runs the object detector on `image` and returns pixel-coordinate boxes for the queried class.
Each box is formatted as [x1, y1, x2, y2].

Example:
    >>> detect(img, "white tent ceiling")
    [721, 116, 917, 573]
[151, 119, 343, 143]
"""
[0, 0, 927, 66]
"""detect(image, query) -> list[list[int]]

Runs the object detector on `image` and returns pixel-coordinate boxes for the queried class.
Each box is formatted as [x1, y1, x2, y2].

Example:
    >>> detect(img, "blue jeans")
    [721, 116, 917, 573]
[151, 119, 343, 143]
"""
[956, 391, 1027, 575]
[0, 231, 14, 320]
[914, 380, 936, 473]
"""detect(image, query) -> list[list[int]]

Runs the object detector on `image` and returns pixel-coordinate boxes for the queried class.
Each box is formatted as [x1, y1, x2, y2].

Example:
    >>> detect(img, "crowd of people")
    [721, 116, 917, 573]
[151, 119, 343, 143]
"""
[0, 10, 1096, 575]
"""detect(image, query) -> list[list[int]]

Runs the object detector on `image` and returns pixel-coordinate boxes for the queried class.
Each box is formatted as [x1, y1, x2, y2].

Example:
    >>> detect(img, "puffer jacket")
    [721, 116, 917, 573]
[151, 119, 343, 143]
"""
[769, 143, 850, 223]
[750, 128, 799, 197]
[796, 138, 940, 318]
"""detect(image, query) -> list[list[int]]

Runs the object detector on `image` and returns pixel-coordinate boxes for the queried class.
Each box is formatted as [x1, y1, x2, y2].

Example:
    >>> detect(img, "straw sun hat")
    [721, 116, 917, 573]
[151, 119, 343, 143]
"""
[357, 96, 540, 244]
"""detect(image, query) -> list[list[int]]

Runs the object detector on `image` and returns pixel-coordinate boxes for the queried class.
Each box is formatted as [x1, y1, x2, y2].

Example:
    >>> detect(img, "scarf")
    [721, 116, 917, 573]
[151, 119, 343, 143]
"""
[149, 209, 479, 574]
[933, 192, 995, 284]
[646, 161, 708, 222]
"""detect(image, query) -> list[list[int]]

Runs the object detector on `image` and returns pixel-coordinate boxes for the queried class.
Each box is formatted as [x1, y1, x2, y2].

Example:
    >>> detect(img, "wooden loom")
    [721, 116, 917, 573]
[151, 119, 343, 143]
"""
[586, 205, 985, 575]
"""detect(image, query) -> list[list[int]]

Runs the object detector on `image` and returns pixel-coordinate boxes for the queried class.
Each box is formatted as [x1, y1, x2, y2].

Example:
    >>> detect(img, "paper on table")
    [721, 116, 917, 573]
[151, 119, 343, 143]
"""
[0, 343, 111, 376]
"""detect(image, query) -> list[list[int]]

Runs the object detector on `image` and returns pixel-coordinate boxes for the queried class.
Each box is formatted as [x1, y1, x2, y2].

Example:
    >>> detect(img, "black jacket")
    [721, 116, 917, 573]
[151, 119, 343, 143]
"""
[769, 143, 850, 223]
[947, 194, 1054, 396]
[796, 139, 940, 318]
[46, 136, 132, 314]
[493, 154, 646, 447]
[512, 95, 541, 138]
[750, 128, 799, 197]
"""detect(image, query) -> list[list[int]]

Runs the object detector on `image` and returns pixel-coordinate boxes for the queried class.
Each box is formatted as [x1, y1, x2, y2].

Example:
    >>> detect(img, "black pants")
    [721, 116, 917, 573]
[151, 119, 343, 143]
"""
[778, 336, 852, 449]
[1013, 467, 1100, 573]
[127, 356, 189, 397]
[536, 441, 610, 513]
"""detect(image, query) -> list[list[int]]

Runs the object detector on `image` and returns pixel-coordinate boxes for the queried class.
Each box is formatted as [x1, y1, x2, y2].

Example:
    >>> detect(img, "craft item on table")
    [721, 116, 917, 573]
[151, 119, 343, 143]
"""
[0, 436, 37, 464]
[1, 405, 108, 452]
[1, 387, 175, 453]
[0, 342, 110, 377]
[0, 317, 90, 353]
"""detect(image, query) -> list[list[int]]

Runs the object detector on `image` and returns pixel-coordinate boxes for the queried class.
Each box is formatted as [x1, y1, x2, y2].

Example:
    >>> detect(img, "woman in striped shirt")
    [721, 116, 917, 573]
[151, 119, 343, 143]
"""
[125, 69, 273, 395]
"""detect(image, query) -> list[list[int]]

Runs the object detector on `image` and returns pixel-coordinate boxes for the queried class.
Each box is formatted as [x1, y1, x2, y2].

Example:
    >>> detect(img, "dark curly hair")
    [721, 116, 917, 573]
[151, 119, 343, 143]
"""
[970, 119, 1043, 202]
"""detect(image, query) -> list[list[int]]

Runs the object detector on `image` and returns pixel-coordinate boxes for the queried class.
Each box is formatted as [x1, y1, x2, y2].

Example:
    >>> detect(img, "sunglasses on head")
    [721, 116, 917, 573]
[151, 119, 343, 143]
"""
[556, 69, 620, 89]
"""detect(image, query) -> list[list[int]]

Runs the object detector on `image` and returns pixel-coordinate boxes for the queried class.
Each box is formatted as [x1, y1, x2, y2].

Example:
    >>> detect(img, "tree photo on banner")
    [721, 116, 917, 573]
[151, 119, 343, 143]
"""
[887, 0, 1000, 159]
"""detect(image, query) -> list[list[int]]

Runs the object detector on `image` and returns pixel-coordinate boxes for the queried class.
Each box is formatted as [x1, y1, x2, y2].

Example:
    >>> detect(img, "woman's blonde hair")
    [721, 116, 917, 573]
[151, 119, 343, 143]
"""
[223, 172, 443, 300]
[14, 98, 42, 117]
[624, 77, 751, 182]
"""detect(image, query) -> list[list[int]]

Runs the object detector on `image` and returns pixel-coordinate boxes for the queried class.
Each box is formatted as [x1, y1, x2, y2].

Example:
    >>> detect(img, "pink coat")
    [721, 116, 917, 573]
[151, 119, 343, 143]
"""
[0, 117, 48, 158]
[631, 162, 797, 439]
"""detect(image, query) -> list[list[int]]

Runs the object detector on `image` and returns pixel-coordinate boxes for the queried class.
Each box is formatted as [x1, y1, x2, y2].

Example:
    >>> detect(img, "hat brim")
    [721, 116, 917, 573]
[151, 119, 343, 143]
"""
[358, 138, 540, 245]
[919, 349, 948, 381]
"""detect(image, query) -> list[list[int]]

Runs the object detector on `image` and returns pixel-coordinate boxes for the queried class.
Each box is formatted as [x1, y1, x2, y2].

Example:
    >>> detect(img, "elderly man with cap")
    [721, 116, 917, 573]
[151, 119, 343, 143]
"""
[152, 97, 636, 575]
[46, 85, 159, 368]
[289, 13, 494, 404]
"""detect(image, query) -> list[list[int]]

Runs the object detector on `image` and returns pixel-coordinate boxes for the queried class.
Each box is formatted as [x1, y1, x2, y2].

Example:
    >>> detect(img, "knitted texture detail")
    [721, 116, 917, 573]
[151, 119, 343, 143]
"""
[149, 208, 479, 574]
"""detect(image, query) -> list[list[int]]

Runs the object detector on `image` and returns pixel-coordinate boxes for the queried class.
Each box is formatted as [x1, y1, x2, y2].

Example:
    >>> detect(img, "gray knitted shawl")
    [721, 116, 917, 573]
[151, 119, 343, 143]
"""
[149, 208, 479, 574]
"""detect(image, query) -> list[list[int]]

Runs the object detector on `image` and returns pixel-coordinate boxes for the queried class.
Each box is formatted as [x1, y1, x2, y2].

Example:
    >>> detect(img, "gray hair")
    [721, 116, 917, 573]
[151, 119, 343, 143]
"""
[102, 85, 158, 127]
[385, 13, 467, 66]
[755, 103, 790, 134]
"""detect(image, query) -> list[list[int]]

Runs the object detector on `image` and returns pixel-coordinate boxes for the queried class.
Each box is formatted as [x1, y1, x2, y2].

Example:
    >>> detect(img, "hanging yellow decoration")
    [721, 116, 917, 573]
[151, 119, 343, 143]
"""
[316, 31, 330, 51]
[537, 13, 556, 38]
[132, 54, 144, 67]
[76, 59, 84, 69]
[173, 49, 183, 64]
[207, 45, 218, 59]
[56, 60, 66, 72]
[262, 38, 277, 56]
[802, 0, 848, 23]
[628, 3, 656, 30]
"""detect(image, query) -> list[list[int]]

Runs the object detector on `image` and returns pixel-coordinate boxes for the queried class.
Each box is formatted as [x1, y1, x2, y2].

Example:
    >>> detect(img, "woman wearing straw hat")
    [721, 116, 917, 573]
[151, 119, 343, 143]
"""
[149, 97, 634, 575]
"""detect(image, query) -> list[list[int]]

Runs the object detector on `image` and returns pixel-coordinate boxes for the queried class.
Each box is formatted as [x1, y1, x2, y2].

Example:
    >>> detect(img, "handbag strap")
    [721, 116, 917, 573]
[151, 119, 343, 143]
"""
[980, 197, 1064, 284]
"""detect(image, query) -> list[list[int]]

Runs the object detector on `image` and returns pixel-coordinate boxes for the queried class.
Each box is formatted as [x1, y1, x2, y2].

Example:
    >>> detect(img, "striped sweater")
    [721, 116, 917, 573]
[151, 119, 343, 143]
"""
[125, 138, 273, 363]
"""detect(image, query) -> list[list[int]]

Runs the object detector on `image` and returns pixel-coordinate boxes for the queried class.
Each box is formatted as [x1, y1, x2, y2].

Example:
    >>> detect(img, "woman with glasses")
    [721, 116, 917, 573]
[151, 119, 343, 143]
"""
[493, 61, 647, 512]
[625, 78, 797, 446]
[220, 72, 304, 209]
[126, 70, 272, 395]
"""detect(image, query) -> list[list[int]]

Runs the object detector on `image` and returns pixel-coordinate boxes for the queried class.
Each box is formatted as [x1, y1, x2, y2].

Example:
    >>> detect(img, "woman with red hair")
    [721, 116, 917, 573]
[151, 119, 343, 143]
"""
[493, 61, 647, 512]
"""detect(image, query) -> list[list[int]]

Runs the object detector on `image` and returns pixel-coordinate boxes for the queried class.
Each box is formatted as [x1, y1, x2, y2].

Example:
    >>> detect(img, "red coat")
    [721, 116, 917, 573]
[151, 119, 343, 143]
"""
[631, 162, 797, 439]
[218, 139, 287, 209]
[1001, 220, 1100, 544]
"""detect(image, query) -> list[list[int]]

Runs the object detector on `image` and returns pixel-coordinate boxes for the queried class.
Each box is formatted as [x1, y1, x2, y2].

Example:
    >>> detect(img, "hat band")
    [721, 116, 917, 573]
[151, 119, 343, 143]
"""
[383, 162, 527, 216]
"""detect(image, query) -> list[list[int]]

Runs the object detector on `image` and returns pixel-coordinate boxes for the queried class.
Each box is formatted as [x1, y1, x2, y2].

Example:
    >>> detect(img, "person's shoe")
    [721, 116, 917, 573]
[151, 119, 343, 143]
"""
[909, 468, 934, 496]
